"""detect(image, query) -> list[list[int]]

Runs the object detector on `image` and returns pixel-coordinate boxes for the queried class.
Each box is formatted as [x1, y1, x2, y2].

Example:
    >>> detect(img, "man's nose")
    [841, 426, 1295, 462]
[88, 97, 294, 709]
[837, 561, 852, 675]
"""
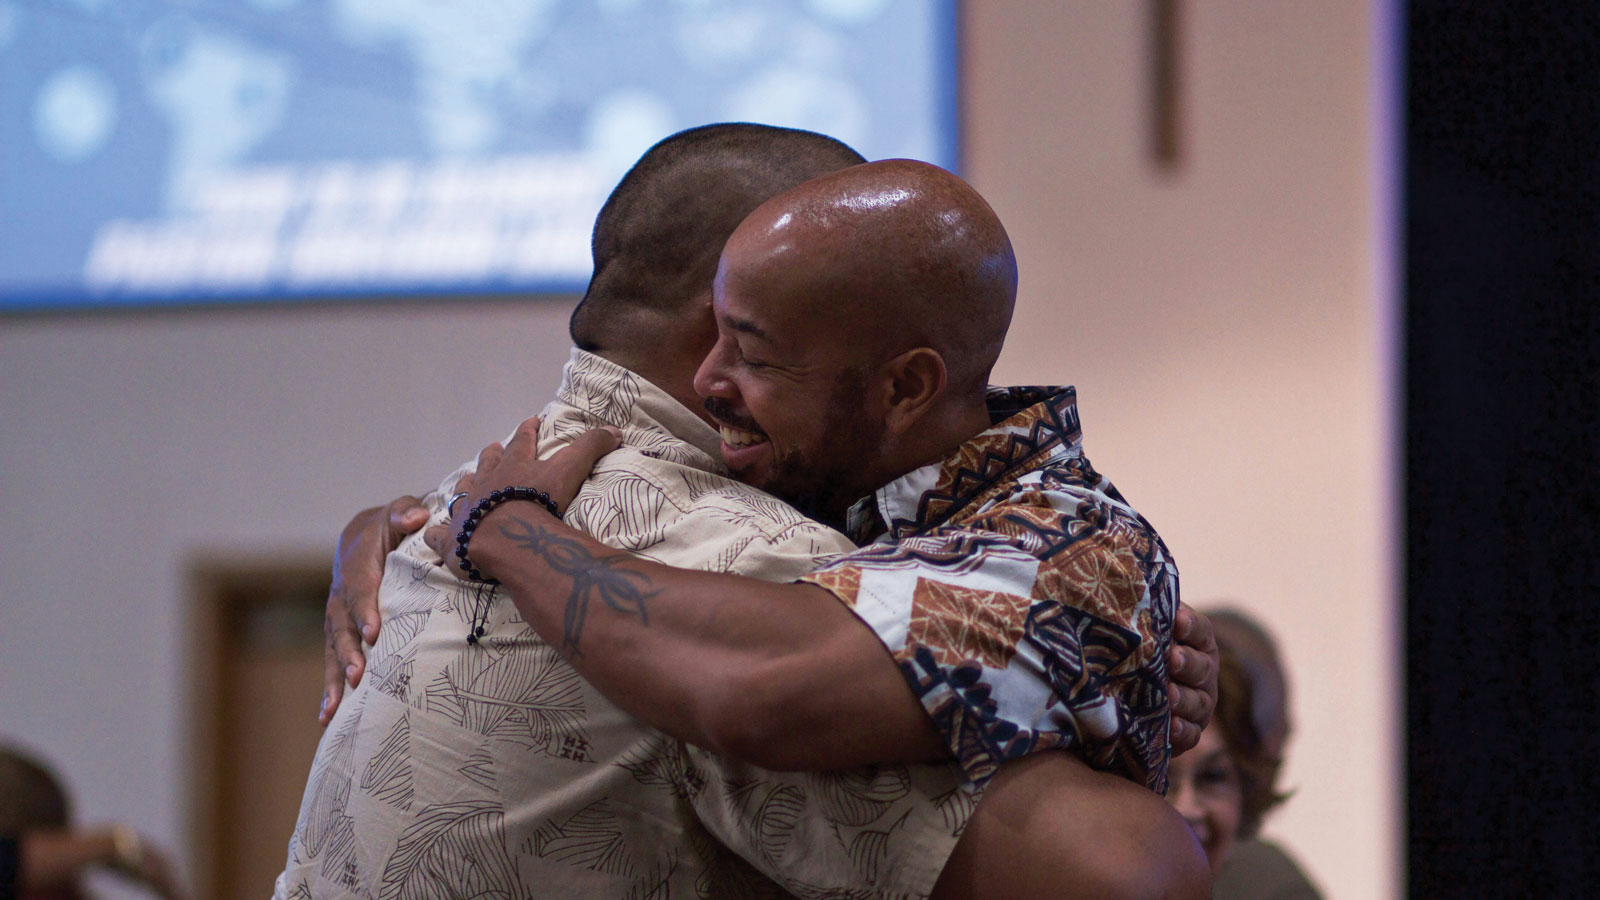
[694, 340, 732, 400]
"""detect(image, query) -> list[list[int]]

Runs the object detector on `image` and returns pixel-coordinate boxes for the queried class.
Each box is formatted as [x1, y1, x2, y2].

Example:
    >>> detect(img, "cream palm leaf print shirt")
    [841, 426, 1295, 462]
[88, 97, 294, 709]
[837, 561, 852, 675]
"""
[274, 349, 968, 900]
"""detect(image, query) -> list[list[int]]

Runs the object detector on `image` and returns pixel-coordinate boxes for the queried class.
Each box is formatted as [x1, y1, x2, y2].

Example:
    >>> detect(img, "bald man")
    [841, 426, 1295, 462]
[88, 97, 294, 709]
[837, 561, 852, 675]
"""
[425, 159, 1204, 892]
[310, 132, 1210, 899]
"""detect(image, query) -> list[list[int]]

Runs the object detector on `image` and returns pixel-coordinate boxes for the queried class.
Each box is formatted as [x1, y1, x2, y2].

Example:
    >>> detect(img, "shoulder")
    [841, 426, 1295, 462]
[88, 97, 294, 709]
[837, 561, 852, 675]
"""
[570, 448, 852, 577]
[975, 462, 1175, 598]
[569, 446, 715, 521]
[659, 462, 855, 578]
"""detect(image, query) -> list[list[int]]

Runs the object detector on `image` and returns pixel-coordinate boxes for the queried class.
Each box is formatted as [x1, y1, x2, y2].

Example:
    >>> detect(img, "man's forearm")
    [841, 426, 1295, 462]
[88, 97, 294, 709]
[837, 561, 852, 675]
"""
[469, 505, 946, 769]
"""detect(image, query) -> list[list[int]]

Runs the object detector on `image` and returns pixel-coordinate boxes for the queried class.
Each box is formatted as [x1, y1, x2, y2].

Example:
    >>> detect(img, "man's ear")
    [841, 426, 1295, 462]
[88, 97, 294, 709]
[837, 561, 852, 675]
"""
[880, 347, 947, 436]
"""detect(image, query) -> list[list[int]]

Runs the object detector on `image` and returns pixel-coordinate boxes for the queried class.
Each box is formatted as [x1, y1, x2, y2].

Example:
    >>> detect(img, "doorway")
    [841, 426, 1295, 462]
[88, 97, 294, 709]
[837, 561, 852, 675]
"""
[187, 558, 331, 900]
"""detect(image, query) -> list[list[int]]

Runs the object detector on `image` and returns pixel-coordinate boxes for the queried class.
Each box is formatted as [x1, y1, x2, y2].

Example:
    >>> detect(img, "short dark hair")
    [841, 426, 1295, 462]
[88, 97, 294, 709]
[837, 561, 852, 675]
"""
[569, 123, 865, 350]
[0, 745, 71, 834]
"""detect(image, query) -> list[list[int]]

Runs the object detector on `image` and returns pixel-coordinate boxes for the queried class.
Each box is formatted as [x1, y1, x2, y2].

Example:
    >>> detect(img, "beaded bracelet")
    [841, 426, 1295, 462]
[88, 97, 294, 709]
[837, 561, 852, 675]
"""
[453, 486, 560, 584]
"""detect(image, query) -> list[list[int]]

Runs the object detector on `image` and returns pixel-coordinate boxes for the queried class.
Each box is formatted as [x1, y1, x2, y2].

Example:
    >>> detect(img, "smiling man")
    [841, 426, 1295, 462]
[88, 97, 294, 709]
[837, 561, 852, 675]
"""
[435, 158, 1185, 792]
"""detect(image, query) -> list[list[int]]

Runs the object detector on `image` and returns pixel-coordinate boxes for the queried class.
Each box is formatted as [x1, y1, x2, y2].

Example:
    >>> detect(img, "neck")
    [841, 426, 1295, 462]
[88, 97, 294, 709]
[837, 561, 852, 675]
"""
[594, 346, 717, 428]
[951, 396, 998, 443]
[922, 390, 995, 460]
[869, 396, 994, 493]
[590, 308, 718, 426]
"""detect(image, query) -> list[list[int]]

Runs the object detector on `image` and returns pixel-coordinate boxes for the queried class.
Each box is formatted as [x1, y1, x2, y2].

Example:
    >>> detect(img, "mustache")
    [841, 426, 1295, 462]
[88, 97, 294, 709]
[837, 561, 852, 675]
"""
[703, 397, 762, 432]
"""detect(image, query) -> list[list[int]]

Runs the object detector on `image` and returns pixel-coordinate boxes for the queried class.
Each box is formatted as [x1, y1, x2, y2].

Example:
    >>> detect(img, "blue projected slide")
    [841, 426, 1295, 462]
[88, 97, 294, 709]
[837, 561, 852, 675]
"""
[0, 0, 956, 309]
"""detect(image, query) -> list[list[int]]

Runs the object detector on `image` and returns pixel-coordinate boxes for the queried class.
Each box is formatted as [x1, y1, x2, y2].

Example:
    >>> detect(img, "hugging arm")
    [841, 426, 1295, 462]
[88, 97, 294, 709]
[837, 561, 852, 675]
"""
[309, 437, 940, 766]
[455, 502, 948, 769]
[319, 495, 428, 725]
[324, 472, 1216, 766]
[420, 416, 1217, 768]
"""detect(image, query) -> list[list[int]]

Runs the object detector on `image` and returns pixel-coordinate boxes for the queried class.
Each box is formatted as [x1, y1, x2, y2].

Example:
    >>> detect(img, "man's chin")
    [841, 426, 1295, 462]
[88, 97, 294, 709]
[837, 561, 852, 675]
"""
[749, 463, 855, 527]
[722, 443, 813, 512]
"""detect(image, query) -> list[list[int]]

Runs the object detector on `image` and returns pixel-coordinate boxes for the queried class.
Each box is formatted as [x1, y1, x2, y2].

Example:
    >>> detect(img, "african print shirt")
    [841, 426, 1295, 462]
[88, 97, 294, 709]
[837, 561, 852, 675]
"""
[274, 348, 970, 900]
[801, 385, 1178, 793]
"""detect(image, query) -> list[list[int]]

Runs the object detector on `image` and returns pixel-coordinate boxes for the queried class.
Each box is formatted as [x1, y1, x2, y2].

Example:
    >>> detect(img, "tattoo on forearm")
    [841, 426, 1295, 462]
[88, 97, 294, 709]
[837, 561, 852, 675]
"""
[498, 516, 656, 654]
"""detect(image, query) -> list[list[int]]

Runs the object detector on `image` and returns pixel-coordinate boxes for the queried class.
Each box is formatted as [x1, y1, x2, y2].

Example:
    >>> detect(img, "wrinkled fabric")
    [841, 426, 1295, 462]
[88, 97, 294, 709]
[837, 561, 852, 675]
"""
[275, 349, 967, 900]
[803, 386, 1178, 792]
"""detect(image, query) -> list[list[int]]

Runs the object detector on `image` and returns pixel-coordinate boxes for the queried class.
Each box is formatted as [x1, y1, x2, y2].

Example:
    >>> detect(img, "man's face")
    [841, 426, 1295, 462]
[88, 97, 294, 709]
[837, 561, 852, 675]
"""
[691, 240, 887, 525]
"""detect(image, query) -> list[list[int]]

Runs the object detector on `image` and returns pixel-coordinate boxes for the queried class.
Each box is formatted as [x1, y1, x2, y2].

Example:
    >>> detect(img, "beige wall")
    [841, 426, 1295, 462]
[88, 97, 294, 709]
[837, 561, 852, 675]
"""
[967, 3, 1396, 898]
[0, 3, 1395, 898]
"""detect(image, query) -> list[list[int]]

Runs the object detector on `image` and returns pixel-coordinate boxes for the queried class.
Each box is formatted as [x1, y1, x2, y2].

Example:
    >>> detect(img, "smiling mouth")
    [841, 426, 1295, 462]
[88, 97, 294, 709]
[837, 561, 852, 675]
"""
[719, 424, 769, 447]
[705, 398, 768, 448]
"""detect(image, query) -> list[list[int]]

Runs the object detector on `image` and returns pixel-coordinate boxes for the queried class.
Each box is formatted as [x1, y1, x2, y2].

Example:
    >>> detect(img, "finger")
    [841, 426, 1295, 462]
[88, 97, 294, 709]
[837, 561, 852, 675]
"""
[1169, 715, 1200, 757]
[335, 499, 390, 597]
[1174, 603, 1194, 641]
[427, 522, 468, 578]
[322, 600, 364, 724]
[453, 468, 478, 500]
[386, 494, 428, 533]
[320, 624, 346, 726]
[1169, 669, 1215, 735]
[1168, 643, 1214, 692]
[424, 523, 451, 563]
[348, 574, 383, 646]
[331, 598, 368, 689]
[476, 441, 505, 477]
[339, 503, 403, 646]
[505, 415, 543, 457]
[547, 426, 623, 511]
[556, 425, 623, 471]
[1175, 602, 1218, 654]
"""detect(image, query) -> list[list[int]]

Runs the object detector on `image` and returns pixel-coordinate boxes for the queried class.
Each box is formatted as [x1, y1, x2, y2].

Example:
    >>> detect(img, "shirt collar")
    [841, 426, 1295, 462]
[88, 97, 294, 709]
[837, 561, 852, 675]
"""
[865, 385, 1085, 541]
[555, 347, 726, 466]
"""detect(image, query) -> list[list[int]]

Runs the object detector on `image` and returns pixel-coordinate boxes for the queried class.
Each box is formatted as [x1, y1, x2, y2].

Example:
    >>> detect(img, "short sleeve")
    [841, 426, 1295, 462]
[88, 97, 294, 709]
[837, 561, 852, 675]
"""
[798, 491, 1177, 791]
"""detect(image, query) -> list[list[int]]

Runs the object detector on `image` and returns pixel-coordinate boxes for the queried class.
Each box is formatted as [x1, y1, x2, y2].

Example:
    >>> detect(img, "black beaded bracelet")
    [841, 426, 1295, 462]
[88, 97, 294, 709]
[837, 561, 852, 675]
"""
[453, 486, 560, 584]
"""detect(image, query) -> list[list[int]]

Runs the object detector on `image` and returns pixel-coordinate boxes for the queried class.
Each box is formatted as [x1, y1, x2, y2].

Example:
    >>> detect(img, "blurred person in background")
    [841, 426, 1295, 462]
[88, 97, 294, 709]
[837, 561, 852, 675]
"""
[0, 745, 186, 900]
[1165, 608, 1322, 900]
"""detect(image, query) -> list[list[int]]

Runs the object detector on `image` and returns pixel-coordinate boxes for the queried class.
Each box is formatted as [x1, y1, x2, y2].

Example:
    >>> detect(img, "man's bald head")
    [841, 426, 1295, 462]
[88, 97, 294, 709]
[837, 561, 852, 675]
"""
[720, 158, 1017, 398]
[570, 123, 866, 354]
[696, 161, 1018, 520]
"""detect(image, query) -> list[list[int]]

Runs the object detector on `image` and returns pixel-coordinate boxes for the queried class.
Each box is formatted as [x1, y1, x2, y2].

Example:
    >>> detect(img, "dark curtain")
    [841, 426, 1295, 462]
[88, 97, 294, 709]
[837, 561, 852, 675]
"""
[1406, 2, 1600, 895]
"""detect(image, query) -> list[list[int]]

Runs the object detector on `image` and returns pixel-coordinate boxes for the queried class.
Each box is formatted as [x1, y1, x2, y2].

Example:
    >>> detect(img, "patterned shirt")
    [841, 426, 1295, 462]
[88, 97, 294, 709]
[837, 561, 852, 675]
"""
[802, 386, 1178, 792]
[275, 349, 969, 900]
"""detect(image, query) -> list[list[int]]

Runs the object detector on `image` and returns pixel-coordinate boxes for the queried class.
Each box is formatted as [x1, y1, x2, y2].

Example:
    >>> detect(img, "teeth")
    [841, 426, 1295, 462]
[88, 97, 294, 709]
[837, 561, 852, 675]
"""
[720, 425, 768, 447]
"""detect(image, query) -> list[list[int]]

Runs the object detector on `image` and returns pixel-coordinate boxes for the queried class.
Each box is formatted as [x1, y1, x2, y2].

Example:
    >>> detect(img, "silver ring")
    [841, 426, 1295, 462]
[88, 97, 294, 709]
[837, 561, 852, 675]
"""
[447, 491, 471, 516]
